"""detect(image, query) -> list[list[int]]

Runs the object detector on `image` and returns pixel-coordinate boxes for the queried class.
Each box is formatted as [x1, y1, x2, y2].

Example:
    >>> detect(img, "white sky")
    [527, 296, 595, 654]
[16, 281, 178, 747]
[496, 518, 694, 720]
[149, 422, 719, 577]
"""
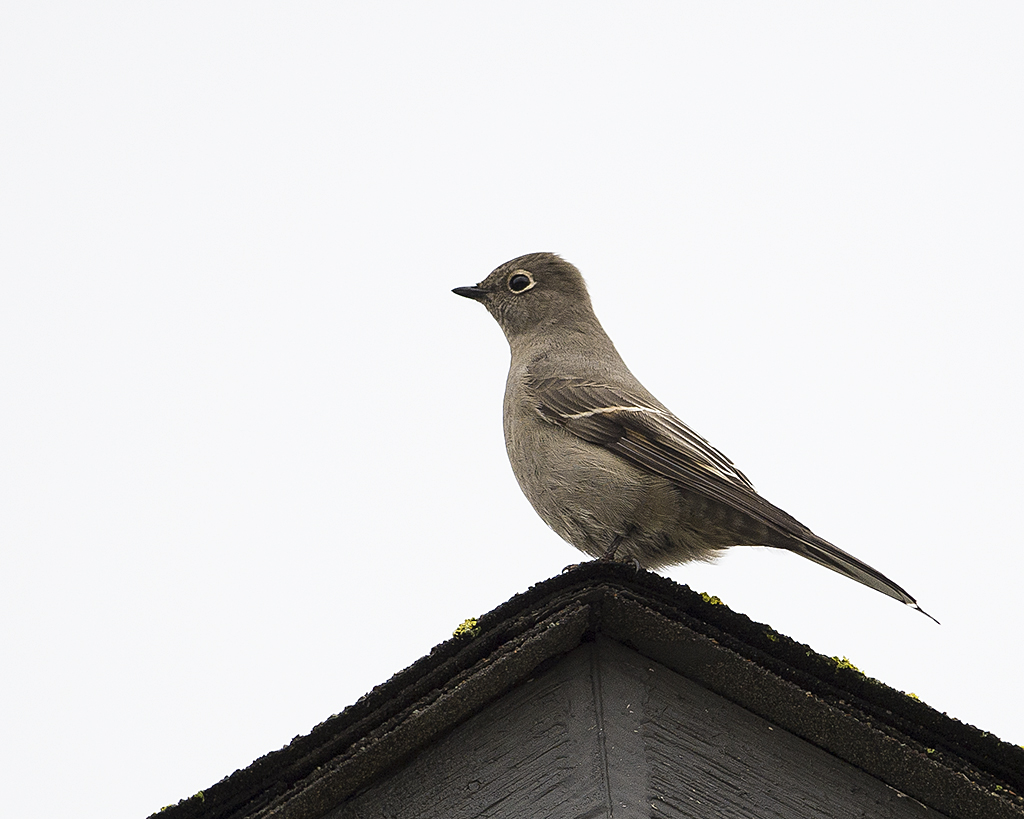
[2, 4, 1022, 817]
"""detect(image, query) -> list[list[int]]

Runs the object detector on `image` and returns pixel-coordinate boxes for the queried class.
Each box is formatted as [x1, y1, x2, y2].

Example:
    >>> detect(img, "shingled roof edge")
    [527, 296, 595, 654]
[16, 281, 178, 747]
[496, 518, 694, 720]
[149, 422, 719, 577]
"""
[151, 563, 1023, 819]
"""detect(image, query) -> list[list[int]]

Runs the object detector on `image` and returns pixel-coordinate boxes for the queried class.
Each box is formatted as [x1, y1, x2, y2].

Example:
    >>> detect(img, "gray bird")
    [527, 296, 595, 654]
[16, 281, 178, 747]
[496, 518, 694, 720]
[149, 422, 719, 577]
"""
[454, 252, 936, 621]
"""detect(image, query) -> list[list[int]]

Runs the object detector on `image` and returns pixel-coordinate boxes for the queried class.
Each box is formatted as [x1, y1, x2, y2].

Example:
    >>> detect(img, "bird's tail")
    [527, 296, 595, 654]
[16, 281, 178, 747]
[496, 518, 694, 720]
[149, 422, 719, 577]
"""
[782, 535, 939, 623]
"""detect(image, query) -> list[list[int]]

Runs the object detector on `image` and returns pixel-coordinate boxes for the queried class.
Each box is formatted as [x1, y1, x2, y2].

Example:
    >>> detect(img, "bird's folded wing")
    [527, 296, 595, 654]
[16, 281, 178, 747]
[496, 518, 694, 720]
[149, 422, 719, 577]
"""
[528, 375, 922, 607]
[528, 375, 761, 500]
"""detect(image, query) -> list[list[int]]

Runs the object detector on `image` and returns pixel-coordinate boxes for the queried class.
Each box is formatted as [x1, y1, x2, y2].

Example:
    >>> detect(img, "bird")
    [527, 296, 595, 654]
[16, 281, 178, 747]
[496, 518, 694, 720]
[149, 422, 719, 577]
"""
[453, 252, 936, 621]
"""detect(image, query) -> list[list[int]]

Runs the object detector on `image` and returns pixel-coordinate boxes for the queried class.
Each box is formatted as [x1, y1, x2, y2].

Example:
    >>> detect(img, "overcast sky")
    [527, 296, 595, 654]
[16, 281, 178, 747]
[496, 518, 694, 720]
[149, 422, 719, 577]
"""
[2, 4, 1022, 817]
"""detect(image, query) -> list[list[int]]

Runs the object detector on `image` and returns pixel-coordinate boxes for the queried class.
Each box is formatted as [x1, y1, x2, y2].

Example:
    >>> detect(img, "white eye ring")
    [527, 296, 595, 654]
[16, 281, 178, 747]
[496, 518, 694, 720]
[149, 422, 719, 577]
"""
[508, 270, 536, 293]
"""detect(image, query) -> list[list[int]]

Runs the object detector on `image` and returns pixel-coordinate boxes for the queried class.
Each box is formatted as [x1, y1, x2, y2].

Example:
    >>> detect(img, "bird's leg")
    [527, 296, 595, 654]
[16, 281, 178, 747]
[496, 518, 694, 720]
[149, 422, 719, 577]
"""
[599, 533, 625, 561]
[600, 528, 641, 571]
[562, 530, 640, 574]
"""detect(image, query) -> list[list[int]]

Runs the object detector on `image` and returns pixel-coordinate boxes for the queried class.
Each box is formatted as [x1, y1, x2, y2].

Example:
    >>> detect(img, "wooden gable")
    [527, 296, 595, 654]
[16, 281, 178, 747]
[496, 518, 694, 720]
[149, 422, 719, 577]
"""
[154, 565, 1024, 819]
[338, 637, 944, 818]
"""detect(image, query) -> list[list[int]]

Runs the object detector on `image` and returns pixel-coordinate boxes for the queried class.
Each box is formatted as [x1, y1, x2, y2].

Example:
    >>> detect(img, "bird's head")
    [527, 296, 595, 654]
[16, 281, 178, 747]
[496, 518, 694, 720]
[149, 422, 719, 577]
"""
[452, 252, 596, 340]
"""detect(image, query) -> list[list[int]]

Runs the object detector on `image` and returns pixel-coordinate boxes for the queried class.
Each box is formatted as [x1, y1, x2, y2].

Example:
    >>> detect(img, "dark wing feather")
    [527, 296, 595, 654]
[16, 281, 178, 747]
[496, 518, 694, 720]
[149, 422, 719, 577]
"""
[532, 378, 754, 486]
[528, 375, 927, 612]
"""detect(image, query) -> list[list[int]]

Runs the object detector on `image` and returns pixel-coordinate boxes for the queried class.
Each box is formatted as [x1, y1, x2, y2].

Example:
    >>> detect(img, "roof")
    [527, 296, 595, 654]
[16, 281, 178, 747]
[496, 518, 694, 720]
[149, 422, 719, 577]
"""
[153, 563, 1024, 819]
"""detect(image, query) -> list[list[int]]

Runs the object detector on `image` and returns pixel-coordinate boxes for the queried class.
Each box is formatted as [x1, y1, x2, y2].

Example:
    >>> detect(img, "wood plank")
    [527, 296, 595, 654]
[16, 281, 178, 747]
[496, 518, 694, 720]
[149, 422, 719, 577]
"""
[331, 638, 946, 818]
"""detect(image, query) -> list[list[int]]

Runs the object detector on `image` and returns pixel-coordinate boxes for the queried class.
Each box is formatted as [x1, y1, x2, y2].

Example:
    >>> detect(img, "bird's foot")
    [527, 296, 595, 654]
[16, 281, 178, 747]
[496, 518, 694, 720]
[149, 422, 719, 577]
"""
[561, 556, 642, 574]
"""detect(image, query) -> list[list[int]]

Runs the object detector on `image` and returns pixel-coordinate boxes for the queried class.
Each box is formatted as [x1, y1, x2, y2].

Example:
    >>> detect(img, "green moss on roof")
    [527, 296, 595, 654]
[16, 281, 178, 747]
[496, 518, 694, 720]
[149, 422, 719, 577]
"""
[453, 618, 481, 638]
[831, 656, 863, 674]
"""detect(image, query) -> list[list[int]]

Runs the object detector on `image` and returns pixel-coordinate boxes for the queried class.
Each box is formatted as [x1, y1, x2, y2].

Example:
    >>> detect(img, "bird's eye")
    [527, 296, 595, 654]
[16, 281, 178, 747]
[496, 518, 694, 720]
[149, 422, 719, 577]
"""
[508, 271, 535, 293]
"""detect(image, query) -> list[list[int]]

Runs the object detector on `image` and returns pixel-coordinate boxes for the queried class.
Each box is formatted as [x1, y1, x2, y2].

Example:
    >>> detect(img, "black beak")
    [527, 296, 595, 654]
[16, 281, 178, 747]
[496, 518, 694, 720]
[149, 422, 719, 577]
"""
[452, 285, 488, 301]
